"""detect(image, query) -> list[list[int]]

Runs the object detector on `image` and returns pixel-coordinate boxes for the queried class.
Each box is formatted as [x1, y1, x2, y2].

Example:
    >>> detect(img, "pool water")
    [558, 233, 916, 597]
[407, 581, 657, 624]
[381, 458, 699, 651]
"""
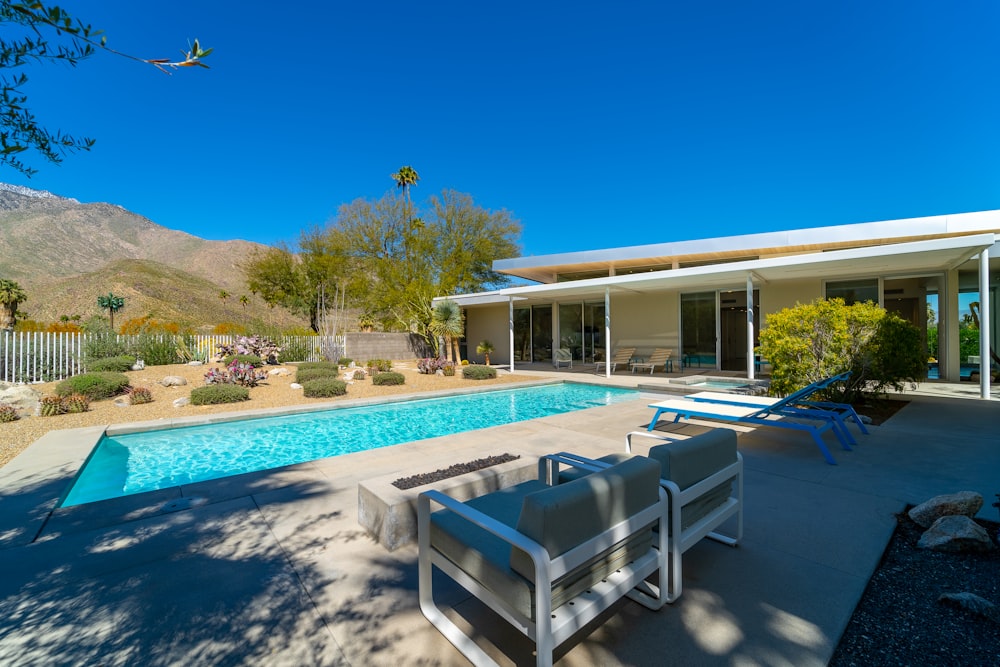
[61, 382, 639, 507]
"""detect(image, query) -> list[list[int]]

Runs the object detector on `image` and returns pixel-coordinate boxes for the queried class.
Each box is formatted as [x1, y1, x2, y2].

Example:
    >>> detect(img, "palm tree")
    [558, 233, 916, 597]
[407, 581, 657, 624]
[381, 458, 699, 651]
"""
[239, 294, 249, 310]
[430, 299, 464, 363]
[97, 292, 125, 331]
[0, 279, 27, 330]
[218, 290, 230, 303]
[476, 340, 495, 366]
[390, 165, 419, 219]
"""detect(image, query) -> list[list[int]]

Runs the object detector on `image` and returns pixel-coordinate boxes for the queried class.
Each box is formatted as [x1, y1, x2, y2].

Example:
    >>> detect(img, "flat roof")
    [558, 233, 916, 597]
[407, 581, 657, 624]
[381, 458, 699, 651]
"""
[445, 233, 997, 308]
[495, 209, 1000, 284]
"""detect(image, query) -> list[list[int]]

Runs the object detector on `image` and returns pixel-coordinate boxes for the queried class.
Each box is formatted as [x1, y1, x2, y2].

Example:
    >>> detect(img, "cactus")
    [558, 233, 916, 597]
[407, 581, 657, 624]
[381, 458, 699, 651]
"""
[130, 386, 153, 405]
[0, 404, 19, 422]
[63, 393, 90, 413]
[40, 395, 66, 417]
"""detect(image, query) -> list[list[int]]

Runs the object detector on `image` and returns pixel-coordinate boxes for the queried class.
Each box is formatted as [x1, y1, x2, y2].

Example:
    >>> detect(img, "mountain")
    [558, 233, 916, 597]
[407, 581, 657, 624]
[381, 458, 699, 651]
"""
[0, 184, 308, 330]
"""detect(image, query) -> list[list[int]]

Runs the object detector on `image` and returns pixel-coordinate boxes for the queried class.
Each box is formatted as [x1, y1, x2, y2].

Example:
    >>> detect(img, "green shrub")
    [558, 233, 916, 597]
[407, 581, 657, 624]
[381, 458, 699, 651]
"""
[55, 372, 131, 400]
[296, 367, 341, 383]
[366, 359, 392, 373]
[372, 371, 405, 386]
[0, 404, 20, 422]
[130, 335, 181, 366]
[83, 333, 128, 362]
[352, 369, 366, 380]
[130, 386, 153, 405]
[758, 298, 925, 402]
[222, 353, 263, 368]
[302, 378, 348, 398]
[190, 385, 250, 405]
[462, 365, 497, 380]
[338, 357, 353, 367]
[278, 337, 312, 363]
[89, 356, 135, 373]
[296, 361, 340, 372]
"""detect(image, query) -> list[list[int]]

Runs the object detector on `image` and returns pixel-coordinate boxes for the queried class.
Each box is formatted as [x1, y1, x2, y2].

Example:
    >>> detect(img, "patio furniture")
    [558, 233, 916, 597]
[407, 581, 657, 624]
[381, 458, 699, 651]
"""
[554, 428, 742, 603]
[644, 396, 850, 465]
[631, 348, 673, 374]
[418, 455, 668, 667]
[594, 346, 635, 374]
[552, 348, 573, 369]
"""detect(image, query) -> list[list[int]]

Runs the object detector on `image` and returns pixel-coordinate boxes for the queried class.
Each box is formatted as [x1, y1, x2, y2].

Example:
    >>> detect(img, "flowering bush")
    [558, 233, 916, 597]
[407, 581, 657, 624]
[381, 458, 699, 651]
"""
[417, 357, 455, 374]
[204, 359, 268, 388]
[217, 335, 282, 364]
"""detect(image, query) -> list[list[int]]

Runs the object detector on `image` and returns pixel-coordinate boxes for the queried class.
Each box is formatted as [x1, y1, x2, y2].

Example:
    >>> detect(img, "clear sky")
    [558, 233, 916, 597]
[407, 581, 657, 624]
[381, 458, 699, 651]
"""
[4, 1, 1000, 258]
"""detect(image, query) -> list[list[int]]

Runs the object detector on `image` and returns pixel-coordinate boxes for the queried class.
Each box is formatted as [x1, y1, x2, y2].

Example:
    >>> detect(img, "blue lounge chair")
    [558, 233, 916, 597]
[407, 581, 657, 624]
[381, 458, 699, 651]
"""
[686, 372, 869, 445]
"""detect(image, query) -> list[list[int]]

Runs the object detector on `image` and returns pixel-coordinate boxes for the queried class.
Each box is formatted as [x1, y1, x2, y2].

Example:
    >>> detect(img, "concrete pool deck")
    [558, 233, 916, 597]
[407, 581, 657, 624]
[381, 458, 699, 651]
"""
[0, 373, 996, 665]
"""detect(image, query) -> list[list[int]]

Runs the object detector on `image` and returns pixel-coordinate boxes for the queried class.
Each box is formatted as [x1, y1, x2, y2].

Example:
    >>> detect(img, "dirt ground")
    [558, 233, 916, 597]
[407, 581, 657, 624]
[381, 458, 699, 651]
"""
[0, 361, 528, 468]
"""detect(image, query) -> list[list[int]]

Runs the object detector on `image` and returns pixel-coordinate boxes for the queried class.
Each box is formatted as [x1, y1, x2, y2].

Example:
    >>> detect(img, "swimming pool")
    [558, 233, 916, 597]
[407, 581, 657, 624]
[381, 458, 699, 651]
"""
[61, 382, 639, 507]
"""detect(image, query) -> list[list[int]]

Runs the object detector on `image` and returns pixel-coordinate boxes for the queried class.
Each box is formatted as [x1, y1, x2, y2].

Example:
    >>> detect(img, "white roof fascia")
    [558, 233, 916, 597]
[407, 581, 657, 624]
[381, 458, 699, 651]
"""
[494, 210, 1000, 272]
[448, 233, 996, 306]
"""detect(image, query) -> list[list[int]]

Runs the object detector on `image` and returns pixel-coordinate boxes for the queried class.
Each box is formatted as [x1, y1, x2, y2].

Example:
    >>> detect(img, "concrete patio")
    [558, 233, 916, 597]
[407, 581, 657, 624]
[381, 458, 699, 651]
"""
[0, 373, 996, 666]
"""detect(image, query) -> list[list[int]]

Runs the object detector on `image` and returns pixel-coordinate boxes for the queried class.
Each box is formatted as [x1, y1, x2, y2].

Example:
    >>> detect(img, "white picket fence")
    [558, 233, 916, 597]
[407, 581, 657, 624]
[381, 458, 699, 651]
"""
[0, 332, 345, 383]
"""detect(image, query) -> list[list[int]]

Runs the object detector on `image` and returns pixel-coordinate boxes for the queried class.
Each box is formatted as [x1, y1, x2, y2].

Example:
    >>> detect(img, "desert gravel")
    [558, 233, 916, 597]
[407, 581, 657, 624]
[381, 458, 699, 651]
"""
[0, 361, 528, 468]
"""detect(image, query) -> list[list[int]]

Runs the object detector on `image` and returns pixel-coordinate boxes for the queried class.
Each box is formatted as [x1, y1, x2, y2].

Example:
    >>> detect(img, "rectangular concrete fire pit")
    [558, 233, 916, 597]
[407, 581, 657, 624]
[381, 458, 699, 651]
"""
[358, 455, 537, 551]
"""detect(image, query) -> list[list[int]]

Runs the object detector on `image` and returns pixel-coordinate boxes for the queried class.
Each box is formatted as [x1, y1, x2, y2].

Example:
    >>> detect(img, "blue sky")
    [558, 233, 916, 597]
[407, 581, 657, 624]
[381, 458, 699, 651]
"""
[4, 1, 1000, 258]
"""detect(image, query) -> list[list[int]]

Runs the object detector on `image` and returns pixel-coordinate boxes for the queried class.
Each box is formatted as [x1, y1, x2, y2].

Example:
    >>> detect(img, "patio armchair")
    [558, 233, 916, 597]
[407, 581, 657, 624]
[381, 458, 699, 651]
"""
[418, 455, 668, 667]
[554, 428, 742, 602]
[552, 348, 573, 369]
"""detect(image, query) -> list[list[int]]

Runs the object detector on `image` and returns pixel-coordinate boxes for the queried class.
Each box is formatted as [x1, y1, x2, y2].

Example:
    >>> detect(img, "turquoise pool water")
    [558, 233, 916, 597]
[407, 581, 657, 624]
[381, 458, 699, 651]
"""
[61, 382, 639, 507]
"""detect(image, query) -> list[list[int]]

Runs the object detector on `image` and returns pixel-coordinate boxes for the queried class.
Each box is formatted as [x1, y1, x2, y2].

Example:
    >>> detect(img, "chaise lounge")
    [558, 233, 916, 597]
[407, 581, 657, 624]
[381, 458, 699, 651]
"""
[418, 455, 669, 667]
[594, 346, 635, 374]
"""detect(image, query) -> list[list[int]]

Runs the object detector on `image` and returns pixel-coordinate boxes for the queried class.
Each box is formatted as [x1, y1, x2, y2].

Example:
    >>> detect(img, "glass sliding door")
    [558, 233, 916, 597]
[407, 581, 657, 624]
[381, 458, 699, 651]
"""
[558, 303, 583, 361]
[681, 292, 717, 369]
[584, 302, 606, 363]
[513, 308, 531, 362]
[531, 305, 552, 363]
[719, 289, 759, 371]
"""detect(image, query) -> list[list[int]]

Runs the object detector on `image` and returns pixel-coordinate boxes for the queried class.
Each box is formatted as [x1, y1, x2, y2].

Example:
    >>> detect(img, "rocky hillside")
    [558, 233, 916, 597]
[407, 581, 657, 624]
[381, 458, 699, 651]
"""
[0, 184, 308, 330]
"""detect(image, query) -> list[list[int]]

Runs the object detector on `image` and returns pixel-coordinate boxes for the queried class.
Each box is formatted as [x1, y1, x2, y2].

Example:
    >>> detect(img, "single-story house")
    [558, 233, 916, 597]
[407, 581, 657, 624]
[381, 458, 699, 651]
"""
[438, 210, 998, 398]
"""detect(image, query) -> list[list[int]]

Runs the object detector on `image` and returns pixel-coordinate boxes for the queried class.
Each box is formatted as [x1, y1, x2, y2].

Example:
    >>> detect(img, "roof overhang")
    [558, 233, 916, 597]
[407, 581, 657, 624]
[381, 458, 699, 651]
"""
[442, 233, 997, 308]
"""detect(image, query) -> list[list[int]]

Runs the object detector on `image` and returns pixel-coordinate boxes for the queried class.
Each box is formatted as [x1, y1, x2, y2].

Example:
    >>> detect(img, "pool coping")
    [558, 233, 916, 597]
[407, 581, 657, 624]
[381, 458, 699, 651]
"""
[17, 377, 642, 542]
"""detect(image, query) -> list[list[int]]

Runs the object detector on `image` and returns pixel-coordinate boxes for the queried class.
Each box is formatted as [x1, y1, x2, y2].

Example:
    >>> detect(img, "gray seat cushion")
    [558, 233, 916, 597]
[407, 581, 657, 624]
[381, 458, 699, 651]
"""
[429, 457, 661, 620]
[647, 429, 737, 529]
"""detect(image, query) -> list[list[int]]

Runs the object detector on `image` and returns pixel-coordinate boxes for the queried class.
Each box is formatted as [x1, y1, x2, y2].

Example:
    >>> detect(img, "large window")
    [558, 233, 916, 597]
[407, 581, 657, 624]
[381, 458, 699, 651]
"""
[681, 292, 717, 369]
[826, 279, 878, 305]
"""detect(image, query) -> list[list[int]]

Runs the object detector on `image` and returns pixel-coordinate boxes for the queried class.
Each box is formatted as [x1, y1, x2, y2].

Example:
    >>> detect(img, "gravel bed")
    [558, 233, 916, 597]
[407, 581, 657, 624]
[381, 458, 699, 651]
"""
[830, 512, 1000, 666]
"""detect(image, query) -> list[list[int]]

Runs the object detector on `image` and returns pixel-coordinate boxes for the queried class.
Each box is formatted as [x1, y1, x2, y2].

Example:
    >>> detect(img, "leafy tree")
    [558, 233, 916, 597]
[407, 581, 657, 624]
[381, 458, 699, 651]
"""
[758, 298, 925, 402]
[0, 277, 27, 329]
[327, 188, 520, 342]
[96, 291, 124, 331]
[430, 299, 464, 362]
[0, 1, 211, 176]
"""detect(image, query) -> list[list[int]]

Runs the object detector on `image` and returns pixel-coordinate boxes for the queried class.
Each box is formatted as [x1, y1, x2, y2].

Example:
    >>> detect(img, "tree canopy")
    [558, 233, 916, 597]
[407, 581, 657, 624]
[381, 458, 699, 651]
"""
[243, 185, 521, 340]
[0, 1, 210, 176]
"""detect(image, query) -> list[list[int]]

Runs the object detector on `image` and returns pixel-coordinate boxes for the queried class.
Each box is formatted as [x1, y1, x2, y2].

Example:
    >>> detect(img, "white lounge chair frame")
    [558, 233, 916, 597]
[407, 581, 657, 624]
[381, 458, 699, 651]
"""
[594, 346, 635, 374]
[418, 455, 668, 667]
[552, 348, 573, 369]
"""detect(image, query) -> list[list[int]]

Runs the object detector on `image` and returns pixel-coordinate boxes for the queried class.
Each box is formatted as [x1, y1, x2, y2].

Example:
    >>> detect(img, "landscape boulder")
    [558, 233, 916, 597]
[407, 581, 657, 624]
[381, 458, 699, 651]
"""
[173, 397, 190, 408]
[290, 383, 303, 390]
[0, 384, 41, 414]
[269, 368, 290, 376]
[908, 491, 983, 528]
[160, 376, 188, 387]
[917, 515, 995, 553]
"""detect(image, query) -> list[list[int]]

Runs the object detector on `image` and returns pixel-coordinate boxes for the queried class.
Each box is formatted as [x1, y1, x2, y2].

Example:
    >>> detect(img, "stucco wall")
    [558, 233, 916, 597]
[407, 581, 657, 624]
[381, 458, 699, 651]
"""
[759, 279, 823, 329]
[605, 292, 680, 354]
[464, 306, 511, 364]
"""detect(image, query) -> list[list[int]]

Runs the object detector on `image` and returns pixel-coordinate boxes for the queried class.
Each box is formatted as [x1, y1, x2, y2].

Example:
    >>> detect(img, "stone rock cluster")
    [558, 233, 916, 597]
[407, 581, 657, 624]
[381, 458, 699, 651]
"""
[909, 491, 994, 553]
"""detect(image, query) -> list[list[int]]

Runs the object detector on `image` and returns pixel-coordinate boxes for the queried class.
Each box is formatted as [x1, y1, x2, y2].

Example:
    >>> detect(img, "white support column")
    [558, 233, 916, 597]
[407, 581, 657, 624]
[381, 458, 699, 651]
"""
[604, 288, 612, 378]
[747, 273, 755, 380]
[979, 249, 991, 399]
[508, 297, 515, 375]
